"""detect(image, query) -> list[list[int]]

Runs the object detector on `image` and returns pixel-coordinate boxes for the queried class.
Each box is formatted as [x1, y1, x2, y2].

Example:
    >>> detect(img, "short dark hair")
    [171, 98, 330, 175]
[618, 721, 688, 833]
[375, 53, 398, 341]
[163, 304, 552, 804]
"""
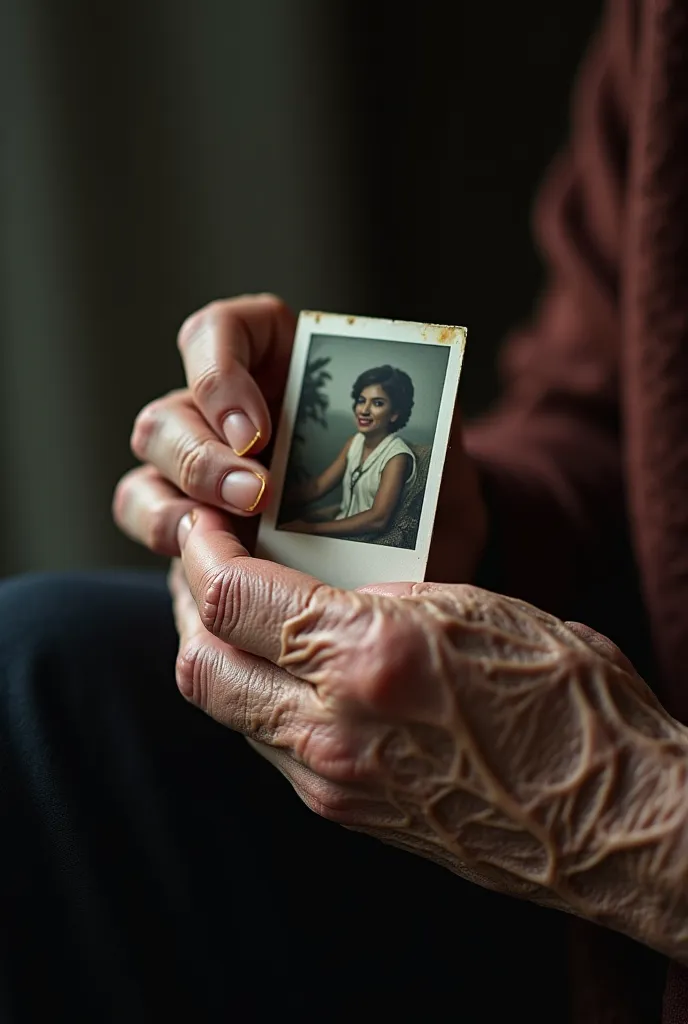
[351, 365, 414, 431]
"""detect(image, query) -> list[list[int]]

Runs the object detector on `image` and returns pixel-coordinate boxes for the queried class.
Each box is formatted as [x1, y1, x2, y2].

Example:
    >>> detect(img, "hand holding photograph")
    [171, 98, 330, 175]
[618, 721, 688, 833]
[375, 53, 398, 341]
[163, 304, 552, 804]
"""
[256, 311, 466, 589]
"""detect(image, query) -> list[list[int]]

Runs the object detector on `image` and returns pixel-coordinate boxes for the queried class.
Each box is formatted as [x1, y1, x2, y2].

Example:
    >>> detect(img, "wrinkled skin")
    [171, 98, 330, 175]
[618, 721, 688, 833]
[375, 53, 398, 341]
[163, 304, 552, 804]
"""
[173, 510, 688, 965]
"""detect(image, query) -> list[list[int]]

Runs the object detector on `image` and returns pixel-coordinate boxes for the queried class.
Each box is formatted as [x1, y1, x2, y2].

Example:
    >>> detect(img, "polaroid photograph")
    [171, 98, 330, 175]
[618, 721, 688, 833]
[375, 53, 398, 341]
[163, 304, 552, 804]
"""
[256, 311, 466, 589]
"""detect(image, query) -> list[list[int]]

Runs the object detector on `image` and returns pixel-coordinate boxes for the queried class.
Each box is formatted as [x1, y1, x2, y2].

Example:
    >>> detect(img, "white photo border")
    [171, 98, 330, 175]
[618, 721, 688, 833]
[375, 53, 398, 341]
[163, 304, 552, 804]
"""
[256, 310, 467, 590]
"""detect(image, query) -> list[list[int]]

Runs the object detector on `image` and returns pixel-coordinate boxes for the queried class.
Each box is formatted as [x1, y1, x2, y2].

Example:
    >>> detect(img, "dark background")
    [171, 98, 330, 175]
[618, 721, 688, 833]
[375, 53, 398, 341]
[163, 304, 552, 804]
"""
[0, 0, 603, 575]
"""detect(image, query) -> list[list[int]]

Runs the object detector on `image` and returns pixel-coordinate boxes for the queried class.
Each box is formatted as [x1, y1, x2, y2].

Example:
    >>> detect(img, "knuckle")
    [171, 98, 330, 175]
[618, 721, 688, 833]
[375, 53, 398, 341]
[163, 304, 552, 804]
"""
[189, 365, 224, 407]
[177, 301, 216, 352]
[178, 294, 290, 353]
[355, 614, 420, 707]
[257, 292, 289, 316]
[112, 466, 152, 528]
[300, 725, 370, 785]
[130, 401, 163, 459]
[177, 437, 215, 495]
[111, 474, 132, 525]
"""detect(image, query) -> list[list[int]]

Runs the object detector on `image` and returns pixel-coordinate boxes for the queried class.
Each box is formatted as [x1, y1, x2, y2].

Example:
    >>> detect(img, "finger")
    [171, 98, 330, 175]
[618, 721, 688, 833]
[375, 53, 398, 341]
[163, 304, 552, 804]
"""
[179, 507, 326, 664]
[131, 391, 270, 516]
[115, 465, 258, 558]
[175, 622, 306, 746]
[247, 742, 407, 827]
[177, 294, 295, 457]
[113, 465, 198, 555]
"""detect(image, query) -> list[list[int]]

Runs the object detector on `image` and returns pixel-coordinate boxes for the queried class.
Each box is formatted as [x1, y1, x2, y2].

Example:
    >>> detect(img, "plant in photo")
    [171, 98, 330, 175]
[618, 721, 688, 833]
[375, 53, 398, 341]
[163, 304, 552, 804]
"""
[287, 355, 332, 482]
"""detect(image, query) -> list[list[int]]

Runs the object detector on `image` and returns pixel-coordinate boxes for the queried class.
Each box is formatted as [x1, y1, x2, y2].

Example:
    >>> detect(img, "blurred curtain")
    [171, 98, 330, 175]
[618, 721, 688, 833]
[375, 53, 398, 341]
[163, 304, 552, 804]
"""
[0, 0, 601, 575]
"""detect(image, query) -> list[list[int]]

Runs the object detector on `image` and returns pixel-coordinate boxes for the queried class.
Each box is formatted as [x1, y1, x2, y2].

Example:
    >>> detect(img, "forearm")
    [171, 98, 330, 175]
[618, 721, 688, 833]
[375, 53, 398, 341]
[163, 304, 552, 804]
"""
[310, 507, 389, 537]
[305, 503, 342, 523]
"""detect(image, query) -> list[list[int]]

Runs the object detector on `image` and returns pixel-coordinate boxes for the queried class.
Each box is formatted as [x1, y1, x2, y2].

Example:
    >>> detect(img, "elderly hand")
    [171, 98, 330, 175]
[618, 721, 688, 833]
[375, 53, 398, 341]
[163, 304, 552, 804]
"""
[171, 506, 688, 964]
[113, 294, 296, 555]
[113, 293, 487, 581]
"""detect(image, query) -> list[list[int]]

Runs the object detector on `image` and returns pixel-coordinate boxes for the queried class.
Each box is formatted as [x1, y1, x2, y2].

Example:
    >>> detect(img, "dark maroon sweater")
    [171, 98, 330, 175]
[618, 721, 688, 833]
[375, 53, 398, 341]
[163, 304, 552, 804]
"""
[463, 0, 688, 1018]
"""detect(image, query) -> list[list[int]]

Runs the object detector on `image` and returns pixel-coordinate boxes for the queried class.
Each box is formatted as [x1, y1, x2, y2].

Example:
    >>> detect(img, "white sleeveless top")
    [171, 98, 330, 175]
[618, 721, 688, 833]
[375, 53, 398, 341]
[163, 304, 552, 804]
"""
[336, 432, 416, 520]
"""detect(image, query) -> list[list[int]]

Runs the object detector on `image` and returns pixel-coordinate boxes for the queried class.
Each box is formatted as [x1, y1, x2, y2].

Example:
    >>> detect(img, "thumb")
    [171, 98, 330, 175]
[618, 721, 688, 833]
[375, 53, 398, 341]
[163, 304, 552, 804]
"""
[177, 506, 325, 663]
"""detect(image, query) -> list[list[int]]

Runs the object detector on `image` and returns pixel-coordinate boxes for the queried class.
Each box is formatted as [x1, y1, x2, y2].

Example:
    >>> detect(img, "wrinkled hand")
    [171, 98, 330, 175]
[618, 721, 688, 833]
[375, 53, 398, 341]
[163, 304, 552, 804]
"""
[172, 508, 688, 962]
[113, 293, 487, 580]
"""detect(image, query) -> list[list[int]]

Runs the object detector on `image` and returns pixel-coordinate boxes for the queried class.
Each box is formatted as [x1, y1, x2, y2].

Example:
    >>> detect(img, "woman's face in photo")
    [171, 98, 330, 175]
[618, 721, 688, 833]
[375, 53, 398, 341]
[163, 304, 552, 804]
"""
[353, 384, 398, 436]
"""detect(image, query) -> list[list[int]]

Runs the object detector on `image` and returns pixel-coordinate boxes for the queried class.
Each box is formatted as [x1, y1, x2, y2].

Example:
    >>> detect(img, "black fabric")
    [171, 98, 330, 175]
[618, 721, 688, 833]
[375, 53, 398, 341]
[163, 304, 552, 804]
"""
[0, 571, 569, 1022]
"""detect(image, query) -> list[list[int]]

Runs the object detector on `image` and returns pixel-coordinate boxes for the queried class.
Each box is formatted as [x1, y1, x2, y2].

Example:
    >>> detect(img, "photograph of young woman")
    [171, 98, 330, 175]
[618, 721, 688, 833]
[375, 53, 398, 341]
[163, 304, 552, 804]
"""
[280, 364, 417, 540]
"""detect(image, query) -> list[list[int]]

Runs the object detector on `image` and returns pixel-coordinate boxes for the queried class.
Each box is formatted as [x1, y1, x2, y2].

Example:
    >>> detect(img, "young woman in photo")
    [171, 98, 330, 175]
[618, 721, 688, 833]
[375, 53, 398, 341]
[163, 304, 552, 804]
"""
[281, 364, 416, 538]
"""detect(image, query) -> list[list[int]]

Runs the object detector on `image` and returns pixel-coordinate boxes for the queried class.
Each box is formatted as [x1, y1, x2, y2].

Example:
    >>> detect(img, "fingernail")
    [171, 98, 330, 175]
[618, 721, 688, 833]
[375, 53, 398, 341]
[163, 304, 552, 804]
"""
[223, 412, 261, 457]
[221, 470, 266, 512]
[177, 509, 198, 549]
